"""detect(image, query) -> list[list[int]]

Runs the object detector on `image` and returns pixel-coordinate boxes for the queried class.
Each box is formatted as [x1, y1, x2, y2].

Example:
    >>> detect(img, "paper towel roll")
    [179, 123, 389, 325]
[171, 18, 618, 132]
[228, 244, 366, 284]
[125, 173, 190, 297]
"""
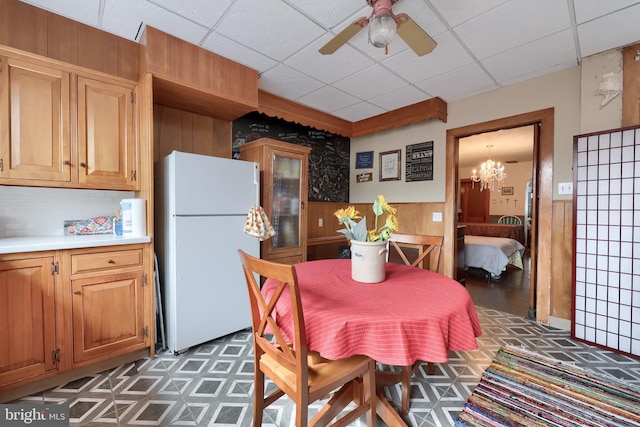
[120, 198, 146, 237]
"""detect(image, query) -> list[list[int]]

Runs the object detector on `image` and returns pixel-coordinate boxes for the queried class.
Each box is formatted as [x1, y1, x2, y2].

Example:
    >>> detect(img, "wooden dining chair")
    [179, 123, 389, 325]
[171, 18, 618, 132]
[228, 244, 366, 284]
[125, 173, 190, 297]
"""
[237, 250, 377, 427]
[386, 233, 444, 415]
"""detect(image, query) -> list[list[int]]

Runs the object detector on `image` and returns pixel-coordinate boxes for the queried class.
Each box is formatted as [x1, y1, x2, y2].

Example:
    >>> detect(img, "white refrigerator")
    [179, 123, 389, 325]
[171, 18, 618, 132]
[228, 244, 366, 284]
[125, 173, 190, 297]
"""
[155, 151, 260, 354]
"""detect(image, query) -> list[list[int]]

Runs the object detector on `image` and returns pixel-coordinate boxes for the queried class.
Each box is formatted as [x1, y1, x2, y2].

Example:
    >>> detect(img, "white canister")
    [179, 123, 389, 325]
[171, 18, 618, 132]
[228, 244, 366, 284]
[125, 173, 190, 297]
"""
[120, 198, 146, 237]
[350, 240, 388, 283]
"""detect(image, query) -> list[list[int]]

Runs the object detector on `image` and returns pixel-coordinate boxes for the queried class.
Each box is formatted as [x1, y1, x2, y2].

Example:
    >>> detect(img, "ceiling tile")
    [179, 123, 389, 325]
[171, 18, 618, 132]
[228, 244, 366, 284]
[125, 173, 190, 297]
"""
[368, 86, 433, 111]
[332, 64, 409, 100]
[215, 0, 325, 61]
[332, 102, 386, 122]
[482, 29, 577, 83]
[296, 86, 360, 113]
[285, 34, 374, 84]
[103, 0, 208, 43]
[21, 0, 101, 26]
[415, 63, 497, 102]
[573, 0, 640, 24]
[285, 0, 364, 28]
[201, 33, 276, 72]
[429, 0, 510, 27]
[496, 59, 577, 88]
[258, 64, 324, 100]
[391, 0, 448, 37]
[382, 31, 475, 82]
[577, 3, 640, 56]
[454, 0, 571, 59]
[151, 0, 234, 28]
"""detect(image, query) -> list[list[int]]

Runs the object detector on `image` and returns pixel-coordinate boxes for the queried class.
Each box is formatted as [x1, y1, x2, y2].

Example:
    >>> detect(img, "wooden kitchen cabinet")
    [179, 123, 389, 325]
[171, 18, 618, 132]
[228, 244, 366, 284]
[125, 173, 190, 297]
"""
[239, 138, 311, 264]
[0, 253, 63, 390]
[0, 244, 152, 396]
[0, 48, 138, 190]
[0, 56, 71, 182]
[76, 75, 137, 189]
[67, 246, 148, 367]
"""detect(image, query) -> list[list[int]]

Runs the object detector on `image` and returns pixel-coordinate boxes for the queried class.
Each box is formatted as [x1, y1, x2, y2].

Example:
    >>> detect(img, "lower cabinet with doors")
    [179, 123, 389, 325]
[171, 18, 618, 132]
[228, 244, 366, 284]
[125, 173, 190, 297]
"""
[0, 252, 63, 390]
[0, 243, 153, 398]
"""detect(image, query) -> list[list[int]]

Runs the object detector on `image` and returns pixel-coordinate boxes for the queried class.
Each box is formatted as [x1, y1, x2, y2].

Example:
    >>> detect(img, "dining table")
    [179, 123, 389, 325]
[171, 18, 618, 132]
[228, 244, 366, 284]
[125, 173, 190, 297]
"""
[261, 258, 483, 426]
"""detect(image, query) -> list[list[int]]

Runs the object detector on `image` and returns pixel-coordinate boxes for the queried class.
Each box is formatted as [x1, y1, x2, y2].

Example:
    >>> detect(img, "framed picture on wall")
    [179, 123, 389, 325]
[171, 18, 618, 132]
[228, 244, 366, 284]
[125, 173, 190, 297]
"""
[379, 149, 401, 181]
[502, 186, 514, 195]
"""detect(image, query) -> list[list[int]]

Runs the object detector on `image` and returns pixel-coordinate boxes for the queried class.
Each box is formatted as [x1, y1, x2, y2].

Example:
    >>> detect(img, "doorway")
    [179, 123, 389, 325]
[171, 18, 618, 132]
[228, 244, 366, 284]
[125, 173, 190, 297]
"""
[444, 108, 554, 324]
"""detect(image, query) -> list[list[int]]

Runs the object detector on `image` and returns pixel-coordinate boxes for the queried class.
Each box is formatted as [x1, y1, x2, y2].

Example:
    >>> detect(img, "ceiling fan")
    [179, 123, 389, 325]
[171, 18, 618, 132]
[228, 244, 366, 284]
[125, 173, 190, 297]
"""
[319, 0, 437, 56]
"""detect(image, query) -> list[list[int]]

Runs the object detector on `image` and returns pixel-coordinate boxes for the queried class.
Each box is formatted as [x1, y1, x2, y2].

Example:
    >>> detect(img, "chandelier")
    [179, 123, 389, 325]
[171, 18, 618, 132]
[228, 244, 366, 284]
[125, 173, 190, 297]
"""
[470, 145, 506, 191]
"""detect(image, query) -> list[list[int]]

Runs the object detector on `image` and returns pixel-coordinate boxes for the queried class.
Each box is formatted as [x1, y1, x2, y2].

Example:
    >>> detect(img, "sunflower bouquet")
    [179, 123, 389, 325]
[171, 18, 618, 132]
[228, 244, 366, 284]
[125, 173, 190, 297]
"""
[334, 195, 398, 242]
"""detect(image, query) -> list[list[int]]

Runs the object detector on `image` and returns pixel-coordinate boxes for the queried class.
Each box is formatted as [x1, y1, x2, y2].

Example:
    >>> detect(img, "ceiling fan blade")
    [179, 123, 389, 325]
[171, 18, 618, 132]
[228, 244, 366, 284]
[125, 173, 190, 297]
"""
[319, 19, 368, 55]
[395, 13, 436, 56]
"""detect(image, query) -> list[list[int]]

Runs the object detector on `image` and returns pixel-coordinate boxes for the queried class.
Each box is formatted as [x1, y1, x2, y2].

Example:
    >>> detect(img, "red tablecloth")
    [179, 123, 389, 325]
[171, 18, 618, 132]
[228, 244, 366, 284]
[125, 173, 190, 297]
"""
[262, 259, 482, 366]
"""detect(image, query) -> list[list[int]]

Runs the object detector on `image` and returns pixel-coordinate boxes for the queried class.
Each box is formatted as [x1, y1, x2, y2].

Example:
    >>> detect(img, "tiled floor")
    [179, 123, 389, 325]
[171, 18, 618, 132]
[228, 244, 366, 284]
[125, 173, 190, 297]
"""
[12, 305, 640, 427]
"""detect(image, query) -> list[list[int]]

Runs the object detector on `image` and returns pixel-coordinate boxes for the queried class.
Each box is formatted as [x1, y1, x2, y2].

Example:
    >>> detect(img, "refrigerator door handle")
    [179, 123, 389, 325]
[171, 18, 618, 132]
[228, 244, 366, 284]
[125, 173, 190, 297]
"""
[253, 164, 260, 206]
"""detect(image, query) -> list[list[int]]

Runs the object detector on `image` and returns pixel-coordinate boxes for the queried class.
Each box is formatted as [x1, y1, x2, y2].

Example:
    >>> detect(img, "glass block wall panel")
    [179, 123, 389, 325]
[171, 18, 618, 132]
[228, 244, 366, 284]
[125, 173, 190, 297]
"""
[573, 126, 640, 357]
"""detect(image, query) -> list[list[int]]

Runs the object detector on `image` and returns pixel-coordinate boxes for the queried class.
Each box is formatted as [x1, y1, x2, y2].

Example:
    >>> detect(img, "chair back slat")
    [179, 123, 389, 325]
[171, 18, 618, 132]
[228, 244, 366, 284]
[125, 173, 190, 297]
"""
[238, 250, 307, 376]
[387, 233, 443, 272]
[497, 215, 522, 224]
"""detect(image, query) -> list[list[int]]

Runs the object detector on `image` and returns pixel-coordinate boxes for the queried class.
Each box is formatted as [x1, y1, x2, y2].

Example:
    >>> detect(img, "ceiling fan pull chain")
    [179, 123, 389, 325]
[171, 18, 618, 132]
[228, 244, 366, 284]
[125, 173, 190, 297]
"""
[385, 45, 389, 55]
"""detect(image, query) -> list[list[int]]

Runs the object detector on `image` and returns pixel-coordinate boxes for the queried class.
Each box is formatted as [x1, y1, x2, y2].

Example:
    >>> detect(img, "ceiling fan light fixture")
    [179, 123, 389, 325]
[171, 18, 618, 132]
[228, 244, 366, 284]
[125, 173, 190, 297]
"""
[368, 13, 397, 48]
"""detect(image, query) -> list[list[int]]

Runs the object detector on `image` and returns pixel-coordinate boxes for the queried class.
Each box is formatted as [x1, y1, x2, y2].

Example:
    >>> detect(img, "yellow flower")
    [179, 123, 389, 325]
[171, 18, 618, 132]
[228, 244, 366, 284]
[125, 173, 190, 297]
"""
[378, 195, 397, 215]
[334, 206, 361, 224]
[334, 195, 398, 242]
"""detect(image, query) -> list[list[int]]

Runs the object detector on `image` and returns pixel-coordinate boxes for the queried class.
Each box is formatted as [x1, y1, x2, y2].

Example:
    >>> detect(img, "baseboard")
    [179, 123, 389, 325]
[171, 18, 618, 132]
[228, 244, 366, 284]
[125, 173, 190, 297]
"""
[548, 316, 571, 331]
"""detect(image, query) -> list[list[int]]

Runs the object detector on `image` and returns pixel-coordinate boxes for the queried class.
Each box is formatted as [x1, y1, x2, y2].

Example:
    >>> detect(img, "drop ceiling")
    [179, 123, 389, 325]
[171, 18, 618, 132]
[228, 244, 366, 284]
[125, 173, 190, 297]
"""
[19, 0, 640, 123]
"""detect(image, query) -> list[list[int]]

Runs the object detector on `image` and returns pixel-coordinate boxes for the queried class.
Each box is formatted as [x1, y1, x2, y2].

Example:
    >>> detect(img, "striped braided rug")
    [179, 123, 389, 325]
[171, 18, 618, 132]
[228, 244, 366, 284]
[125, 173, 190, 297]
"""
[455, 346, 640, 427]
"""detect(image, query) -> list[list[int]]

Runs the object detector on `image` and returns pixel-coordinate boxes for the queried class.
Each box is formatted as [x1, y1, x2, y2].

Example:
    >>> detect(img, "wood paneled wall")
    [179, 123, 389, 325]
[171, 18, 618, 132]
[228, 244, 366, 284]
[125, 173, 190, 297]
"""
[153, 105, 232, 163]
[550, 200, 573, 320]
[0, 0, 139, 81]
[308, 202, 445, 239]
[623, 44, 640, 127]
[307, 201, 447, 271]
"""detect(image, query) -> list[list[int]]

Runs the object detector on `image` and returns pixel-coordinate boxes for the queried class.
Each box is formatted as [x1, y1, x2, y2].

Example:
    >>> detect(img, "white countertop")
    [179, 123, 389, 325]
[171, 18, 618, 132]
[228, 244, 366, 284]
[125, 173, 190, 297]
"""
[0, 234, 151, 254]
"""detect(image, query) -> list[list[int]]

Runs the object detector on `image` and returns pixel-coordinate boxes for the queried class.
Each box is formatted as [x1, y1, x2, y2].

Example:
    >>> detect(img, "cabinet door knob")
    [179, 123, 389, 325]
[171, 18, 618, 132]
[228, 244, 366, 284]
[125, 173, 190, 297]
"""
[63, 160, 70, 165]
[80, 162, 87, 168]
[73, 290, 81, 295]
[107, 259, 115, 264]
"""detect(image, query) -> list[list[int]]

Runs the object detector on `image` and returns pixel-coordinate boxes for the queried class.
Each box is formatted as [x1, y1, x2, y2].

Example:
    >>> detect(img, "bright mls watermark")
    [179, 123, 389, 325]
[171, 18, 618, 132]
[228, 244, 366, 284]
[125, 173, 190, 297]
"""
[0, 404, 69, 426]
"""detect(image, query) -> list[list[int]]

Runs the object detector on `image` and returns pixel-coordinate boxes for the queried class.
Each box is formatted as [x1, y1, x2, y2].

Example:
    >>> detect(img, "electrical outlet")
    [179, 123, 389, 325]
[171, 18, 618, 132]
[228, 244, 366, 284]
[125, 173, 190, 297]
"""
[318, 218, 323, 227]
[432, 212, 442, 222]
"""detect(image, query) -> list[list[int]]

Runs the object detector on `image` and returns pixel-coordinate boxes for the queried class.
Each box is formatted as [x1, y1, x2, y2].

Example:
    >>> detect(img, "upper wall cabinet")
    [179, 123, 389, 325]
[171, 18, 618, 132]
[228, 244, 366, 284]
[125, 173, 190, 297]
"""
[0, 50, 138, 190]
[76, 76, 136, 189]
[0, 56, 71, 182]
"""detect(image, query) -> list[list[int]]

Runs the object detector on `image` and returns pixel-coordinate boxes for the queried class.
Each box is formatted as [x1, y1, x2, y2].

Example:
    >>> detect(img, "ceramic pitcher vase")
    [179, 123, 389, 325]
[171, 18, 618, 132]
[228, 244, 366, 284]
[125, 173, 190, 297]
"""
[350, 240, 388, 283]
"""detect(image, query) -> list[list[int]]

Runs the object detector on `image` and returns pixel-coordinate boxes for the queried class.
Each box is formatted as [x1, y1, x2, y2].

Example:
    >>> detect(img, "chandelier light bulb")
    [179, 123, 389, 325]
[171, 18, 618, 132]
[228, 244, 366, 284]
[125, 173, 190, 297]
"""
[470, 145, 506, 191]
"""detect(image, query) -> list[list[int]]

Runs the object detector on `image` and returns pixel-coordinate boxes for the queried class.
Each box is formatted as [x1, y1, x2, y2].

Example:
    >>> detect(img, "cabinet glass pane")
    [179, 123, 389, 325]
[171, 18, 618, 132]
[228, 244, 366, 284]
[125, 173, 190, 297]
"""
[271, 154, 301, 249]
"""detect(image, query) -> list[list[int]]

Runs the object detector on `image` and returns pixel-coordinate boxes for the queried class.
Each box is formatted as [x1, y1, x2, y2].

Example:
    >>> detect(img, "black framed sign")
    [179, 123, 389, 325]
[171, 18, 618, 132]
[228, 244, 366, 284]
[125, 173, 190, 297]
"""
[355, 151, 374, 169]
[406, 141, 434, 182]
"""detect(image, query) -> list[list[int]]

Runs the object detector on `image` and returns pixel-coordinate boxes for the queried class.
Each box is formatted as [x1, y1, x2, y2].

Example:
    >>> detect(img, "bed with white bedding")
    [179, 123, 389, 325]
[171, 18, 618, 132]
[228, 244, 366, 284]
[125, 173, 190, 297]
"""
[464, 235, 525, 277]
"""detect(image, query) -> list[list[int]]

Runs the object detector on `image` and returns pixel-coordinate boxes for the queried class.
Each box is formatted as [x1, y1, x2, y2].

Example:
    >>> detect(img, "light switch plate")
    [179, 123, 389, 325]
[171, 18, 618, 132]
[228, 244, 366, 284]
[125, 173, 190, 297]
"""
[558, 182, 573, 195]
[432, 212, 442, 222]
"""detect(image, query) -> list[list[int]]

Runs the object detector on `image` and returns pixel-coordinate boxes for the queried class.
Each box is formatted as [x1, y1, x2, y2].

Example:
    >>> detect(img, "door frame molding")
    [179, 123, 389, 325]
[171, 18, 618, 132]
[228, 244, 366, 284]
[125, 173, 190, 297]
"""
[444, 108, 554, 324]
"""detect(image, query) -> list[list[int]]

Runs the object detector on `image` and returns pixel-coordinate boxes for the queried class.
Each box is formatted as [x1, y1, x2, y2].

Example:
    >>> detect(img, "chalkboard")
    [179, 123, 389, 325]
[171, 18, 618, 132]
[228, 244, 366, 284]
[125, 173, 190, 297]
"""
[233, 112, 350, 202]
